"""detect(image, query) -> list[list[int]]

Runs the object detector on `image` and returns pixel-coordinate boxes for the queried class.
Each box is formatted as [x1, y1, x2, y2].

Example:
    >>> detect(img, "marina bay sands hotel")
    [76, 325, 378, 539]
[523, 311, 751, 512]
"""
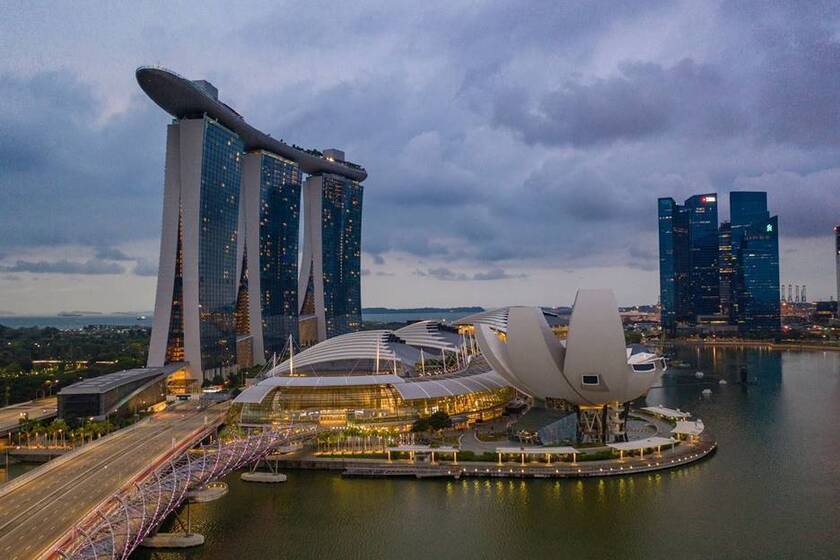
[137, 67, 366, 380]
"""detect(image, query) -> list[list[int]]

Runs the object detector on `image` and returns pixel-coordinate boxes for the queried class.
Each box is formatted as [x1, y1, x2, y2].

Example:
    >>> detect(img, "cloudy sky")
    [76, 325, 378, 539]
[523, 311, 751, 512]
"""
[0, 1, 838, 314]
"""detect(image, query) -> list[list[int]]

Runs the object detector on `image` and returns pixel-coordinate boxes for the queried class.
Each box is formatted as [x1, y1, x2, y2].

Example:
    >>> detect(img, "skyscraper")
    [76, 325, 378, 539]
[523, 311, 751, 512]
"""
[146, 115, 244, 379]
[729, 192, 780, 336]
[719, 221, 735, 319]
[658, 194, 718, 334]
[138, 67, 366, 379]
[239, 151, 301, 362]
[685, 194, 720, 317]
[835, 225, 840, 312]
[299, 157, 364, 343]
[658, 198, 689, 334]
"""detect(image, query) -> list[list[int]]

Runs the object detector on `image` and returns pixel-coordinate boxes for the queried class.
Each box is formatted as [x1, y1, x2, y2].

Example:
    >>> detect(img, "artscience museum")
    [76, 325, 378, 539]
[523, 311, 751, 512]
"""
[474, 290, 666, 443]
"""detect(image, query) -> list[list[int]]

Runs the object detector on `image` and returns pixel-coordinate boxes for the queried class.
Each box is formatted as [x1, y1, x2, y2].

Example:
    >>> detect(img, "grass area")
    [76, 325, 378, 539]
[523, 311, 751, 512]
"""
[575, 449, 616, 461]
[474, 432, 509, 442]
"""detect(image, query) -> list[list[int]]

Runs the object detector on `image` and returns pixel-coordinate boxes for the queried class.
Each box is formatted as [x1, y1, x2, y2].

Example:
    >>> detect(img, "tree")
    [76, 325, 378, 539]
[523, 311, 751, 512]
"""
[428, 411, 451, 431]
[411, 418, 431, 433]
[411, 411, 451, 433]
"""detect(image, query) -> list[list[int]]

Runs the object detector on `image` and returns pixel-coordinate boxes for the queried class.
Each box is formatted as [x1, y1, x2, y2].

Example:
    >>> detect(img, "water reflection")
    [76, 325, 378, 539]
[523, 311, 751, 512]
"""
[132, 348, 840, 560]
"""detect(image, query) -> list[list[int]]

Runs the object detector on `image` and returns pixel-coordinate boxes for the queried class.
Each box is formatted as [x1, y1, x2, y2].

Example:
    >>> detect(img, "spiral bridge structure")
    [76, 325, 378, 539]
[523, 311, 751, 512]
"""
[52, 426, 315, 560]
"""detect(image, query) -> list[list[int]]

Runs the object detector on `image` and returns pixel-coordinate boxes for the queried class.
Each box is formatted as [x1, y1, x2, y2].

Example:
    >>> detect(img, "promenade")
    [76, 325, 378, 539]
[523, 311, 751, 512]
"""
[670, 339, 840, 352]
[0, 401, 227, 560]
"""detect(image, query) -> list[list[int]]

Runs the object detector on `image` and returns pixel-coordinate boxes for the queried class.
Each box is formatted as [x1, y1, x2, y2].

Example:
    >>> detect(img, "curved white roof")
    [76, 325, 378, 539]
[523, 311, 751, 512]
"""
[455, 307, 562, 334]
[269, 330, 419, 375]
[455, 308, 510, 332]
[235, 369, 510, 404]
[393, 321, 461, 352]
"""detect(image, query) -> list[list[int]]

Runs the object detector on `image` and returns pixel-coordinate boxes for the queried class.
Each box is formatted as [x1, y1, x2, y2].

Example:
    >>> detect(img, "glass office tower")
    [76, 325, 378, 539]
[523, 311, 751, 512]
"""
[658, 198, 689, 335]
[685, 194, 720, 317]
[299, 164, 364, 343]
[719, 222, 735, 320]
[240, 151, 301, 363]
[835, 225, 840, 312]
[148, 116, 243, 380]
[658, 194, 717, 334]
[729, 192, 780, 336]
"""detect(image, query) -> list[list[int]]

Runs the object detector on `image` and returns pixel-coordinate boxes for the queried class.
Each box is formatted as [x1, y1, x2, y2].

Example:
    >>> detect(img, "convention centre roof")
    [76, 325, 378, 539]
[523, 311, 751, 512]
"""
[58, 363, 185, 395]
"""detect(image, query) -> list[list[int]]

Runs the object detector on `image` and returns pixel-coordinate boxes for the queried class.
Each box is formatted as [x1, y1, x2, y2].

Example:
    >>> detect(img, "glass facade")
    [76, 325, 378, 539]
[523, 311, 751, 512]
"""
[730, 192, 779, 336]
[660, 191, 779, 336]
[198, 118, 243, 374]
[257, 153, 301, 358]
[238, 384, 513, 428]
[658, 197, 690, 334]
[319, 174, 363, 338]
[685, 194, 720, 317]
[836, 226, 840, 310]
[165, 210, 185, 363]
[719, 221, 735, 320]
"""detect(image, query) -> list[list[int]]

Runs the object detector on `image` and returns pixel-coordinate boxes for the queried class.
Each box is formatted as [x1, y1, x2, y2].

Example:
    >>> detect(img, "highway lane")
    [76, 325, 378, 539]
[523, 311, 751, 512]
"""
[0, 401, 227, 560]
[0, 398, 58, 435]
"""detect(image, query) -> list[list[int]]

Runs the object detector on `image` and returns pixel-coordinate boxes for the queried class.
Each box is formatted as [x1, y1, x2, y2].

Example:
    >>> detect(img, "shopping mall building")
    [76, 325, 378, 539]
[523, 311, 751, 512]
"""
[233, 320, 514, 429]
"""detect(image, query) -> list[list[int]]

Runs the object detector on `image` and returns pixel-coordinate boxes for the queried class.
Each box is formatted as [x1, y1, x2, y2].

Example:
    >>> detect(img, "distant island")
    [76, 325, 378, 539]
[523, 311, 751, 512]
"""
[363, 307, 484, 314]
[57, 311, 104, 317]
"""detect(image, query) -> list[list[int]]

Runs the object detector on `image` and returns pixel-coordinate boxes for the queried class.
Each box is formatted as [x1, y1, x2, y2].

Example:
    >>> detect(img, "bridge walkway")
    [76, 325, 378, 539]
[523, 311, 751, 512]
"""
[0, 401, 227, 560]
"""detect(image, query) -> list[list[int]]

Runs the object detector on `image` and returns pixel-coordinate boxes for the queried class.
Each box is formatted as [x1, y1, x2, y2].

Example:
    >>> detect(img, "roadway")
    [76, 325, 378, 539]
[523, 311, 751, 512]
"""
[0, 398, 57, 436]
[0, 400, 228, 560]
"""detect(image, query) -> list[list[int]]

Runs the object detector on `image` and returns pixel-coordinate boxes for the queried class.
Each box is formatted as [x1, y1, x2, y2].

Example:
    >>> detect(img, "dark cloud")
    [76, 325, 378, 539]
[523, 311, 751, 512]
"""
[492, 58, 746, 147]
[0, 259, 124, 275]
[0, 71, 165, 251]
[472, 268, 528, 281]
[94, 247, 134, 261]
[0, 0, 838, 306]
[416, 267, 527, 282]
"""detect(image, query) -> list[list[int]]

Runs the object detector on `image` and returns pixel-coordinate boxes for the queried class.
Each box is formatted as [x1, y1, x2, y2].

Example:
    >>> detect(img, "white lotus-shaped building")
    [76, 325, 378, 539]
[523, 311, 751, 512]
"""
[474, 289, 665, 406]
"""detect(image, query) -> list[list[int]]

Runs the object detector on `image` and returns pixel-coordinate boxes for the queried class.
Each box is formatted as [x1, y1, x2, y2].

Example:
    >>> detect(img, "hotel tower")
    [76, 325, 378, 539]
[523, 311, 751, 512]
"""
[137, 67, 367, 380]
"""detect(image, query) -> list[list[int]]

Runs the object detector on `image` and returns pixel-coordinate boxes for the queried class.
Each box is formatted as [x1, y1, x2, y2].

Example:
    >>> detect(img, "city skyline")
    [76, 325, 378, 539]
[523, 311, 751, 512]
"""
[659, 190, 781, 336]
[2, 2, 840, 315]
